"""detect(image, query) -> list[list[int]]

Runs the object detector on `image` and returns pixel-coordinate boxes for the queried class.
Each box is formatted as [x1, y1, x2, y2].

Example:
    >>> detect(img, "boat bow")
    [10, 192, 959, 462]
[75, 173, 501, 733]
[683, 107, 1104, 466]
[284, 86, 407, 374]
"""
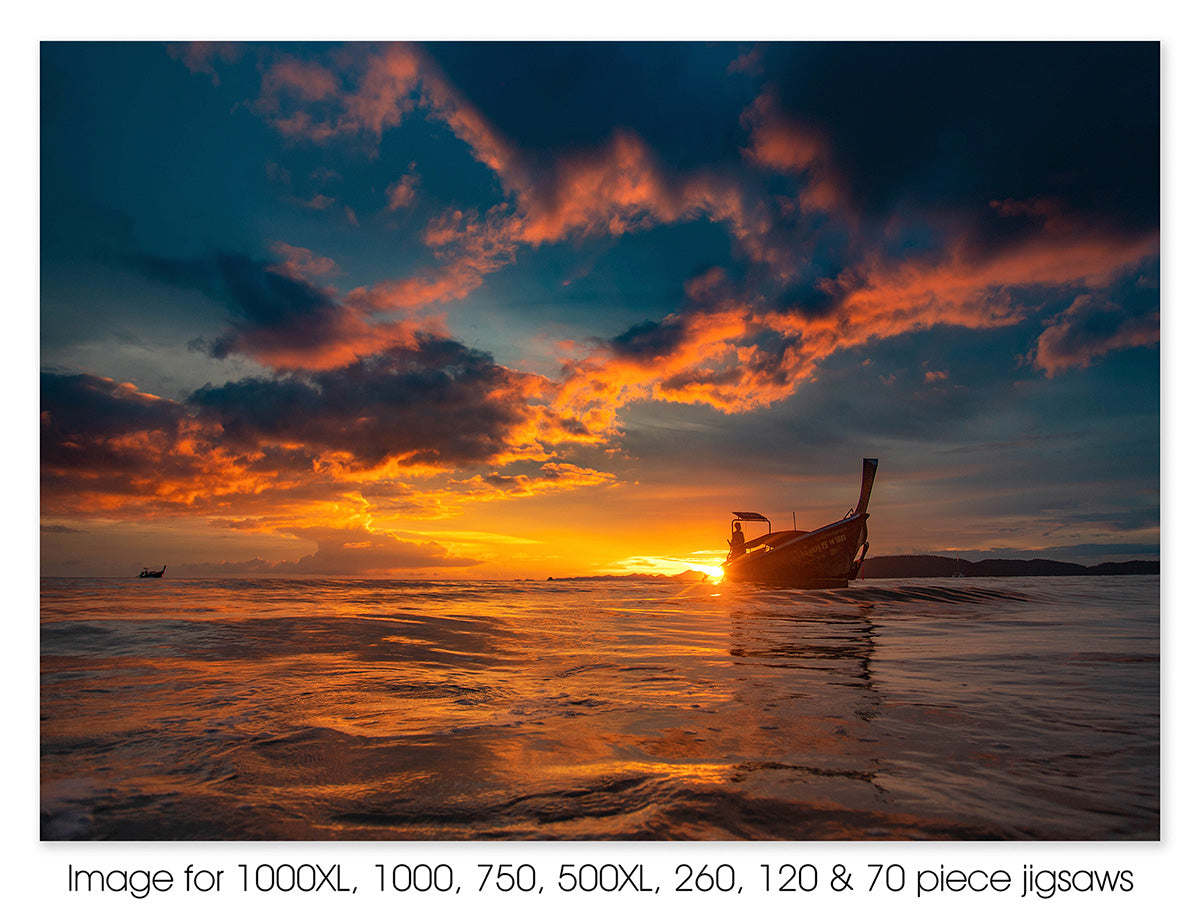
[722, 458, 878, 588]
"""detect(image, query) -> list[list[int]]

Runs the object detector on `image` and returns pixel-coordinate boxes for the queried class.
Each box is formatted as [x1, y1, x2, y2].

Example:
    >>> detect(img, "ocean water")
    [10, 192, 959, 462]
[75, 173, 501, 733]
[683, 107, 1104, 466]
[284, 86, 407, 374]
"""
[39, 575, 1159, 841]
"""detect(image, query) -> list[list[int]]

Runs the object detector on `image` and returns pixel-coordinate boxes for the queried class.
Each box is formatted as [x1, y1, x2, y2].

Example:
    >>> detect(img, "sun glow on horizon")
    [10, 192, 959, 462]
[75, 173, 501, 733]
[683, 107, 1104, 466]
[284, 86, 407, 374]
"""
[692, 563, 726, 582]
[609, 553, 727, 582]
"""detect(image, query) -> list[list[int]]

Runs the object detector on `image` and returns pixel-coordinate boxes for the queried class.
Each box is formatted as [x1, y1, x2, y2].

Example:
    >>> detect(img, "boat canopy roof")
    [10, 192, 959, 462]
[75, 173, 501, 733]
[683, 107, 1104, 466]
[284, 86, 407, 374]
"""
[732, 511, 770, 522]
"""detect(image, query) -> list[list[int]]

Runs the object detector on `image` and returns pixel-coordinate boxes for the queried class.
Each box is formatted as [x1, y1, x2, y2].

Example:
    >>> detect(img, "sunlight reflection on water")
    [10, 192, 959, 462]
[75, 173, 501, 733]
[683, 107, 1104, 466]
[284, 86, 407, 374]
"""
[41, 576, 1158, 840]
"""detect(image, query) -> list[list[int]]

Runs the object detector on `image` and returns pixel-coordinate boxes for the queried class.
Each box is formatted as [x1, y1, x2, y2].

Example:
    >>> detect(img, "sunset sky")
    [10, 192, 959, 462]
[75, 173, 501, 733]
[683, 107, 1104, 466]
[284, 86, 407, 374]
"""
[39, 41, 1160, 578]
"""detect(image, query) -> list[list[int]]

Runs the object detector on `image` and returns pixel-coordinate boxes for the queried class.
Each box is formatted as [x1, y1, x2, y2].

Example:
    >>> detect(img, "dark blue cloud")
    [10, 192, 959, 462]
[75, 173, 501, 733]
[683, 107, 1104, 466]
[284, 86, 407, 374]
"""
[761, 42, 1159, 232]
[40, 372, 210, 511]
[609, 317, 690, 361]
[41, 372, 186, 449]
[425, 42, 760, 172]
[126, 250, 335, 330]
[187, 336, 537, 466]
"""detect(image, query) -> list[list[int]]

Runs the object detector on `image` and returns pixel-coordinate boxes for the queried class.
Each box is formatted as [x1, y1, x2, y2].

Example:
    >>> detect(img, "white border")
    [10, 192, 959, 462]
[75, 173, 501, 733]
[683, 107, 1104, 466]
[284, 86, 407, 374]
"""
[14, 5, 1194, 916]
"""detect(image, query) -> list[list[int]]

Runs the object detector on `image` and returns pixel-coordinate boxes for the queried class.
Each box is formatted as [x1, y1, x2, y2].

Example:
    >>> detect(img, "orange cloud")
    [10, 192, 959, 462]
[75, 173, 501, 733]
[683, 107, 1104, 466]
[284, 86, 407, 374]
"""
[547, 214, 1158, 436]
[551, 298, 811, 436]
[417, 54, 523, 180]
[450, 462, 618, 500]
[1030, 292, 1160, 377]
[344, 269, 484, 315]
[511, 131, 687, 245]
[227, 316, 430, 373]
[385, 169, 419, 210]
[741, 91, 845, 214]
[268, 241, 339, 279]
[262, 56, 340, 103]
[802, 226, 1161, 357]
[340, 44, 422, 139]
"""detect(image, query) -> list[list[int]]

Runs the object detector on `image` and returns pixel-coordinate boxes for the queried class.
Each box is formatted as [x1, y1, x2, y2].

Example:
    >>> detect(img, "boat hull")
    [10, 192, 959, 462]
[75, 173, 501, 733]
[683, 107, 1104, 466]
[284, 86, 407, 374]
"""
[723, 514, 868, 588]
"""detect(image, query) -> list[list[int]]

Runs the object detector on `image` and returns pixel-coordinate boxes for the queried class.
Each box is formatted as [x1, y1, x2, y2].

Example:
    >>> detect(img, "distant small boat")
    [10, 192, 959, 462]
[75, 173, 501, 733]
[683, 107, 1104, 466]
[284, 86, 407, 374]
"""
[138, 566, 166, 579]
[722, 458, 878, 589]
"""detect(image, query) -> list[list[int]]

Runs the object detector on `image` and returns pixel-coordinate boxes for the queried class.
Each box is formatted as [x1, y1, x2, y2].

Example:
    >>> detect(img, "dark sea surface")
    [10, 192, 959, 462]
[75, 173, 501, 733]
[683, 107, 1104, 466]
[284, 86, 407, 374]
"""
[39, 575, 1159, 841]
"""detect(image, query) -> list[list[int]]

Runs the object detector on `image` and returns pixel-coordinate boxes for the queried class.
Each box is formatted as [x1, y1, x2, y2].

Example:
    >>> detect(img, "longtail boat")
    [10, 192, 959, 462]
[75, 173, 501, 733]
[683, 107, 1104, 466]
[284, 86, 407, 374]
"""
[722, 458, 878, 588]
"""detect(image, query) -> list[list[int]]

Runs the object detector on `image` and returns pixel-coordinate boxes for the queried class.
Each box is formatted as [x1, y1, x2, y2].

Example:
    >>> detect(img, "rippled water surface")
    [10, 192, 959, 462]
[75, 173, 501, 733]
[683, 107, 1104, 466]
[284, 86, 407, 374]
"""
[40, 576, 1159, 840]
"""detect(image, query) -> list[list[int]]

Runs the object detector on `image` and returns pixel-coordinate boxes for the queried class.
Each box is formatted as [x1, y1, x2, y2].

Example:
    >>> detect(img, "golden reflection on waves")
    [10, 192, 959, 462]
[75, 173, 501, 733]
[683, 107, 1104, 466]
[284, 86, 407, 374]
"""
[40, 577, 1159, 840]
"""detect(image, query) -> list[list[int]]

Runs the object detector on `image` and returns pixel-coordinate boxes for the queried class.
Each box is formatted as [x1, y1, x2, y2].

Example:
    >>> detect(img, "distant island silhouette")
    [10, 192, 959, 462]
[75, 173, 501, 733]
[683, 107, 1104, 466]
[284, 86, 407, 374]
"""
[860, 555, 1158, 579]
